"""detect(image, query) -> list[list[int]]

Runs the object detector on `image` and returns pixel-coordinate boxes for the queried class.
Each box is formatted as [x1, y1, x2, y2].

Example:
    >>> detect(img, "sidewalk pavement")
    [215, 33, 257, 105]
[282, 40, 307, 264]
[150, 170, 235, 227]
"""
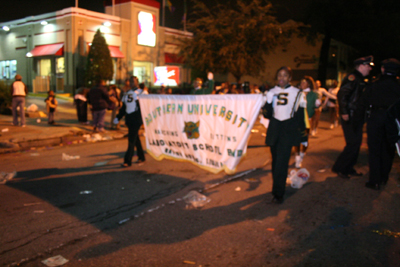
[0, 95, 129, 154]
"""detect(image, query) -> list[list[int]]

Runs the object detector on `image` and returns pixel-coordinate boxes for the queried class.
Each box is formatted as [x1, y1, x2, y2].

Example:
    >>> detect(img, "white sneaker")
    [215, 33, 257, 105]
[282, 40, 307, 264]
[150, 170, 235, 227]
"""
[311, 130, 316, 136]
[330, 124, 334, 129]
[295, 155, 302, 168]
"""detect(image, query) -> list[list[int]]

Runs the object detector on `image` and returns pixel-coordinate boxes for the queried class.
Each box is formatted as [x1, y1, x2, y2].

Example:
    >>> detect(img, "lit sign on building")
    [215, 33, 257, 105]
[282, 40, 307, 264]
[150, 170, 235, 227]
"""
[138, 11, 156, 47]
[154, 66, 180, 86]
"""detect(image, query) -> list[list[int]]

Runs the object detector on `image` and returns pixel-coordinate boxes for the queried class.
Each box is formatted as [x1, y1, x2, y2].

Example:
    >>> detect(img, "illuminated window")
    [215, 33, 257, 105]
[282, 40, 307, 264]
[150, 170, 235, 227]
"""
[0, 60, 17, 79]
[56, 57, 65, 74]
[134, 61, 153, 85]
[38, 59, 51, 76]
[137, 11, 156, 47]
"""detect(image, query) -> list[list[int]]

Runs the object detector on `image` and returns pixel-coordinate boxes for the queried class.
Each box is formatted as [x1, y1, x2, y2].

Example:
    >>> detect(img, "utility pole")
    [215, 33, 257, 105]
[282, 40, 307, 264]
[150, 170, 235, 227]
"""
[184, 0, 187, 32]
[162, 0, 165, 27]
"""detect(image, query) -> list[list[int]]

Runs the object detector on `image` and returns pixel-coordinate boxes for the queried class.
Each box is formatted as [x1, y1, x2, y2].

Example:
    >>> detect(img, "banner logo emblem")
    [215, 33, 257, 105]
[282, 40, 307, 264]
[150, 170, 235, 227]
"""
[183, 121, 200, 139]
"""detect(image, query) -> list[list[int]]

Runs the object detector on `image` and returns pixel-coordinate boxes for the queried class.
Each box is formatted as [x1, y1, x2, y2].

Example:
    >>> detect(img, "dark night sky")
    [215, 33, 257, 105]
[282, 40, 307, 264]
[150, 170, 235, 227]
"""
[2, 0, 399, 60]
[0, 0, 306, 29]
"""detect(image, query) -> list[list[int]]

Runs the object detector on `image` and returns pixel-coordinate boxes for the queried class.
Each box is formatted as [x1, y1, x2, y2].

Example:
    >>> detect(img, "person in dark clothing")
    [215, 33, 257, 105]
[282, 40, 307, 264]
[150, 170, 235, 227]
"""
[332, 56, 374, 179]
[356, 58, 400, 190]
[87, 79, 112, 132]
[45, 90, 58, 125]
[74, 87, 90, 124]
[114, 77, 145, 167]
[264, 66, 307, 204]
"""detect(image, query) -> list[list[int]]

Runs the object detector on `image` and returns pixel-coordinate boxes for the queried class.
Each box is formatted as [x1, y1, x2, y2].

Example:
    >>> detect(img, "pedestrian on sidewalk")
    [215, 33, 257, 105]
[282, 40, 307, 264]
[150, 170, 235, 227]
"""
[332, 56, 374, 179]
[74, 87, 90, 124]
[114, 77, 145, 167]
[10, 74, 28, 127]
[108, 84, 122, 129]
[87, 79, 112, 132]
[264, 66, 307, 204]
[45, 90, 58, 125]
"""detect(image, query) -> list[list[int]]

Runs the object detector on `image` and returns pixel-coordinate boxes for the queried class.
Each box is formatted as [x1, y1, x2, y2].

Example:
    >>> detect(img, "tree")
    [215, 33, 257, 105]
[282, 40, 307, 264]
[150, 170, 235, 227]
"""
[180, 0, 298, 83]
[85, 29, 114, 86]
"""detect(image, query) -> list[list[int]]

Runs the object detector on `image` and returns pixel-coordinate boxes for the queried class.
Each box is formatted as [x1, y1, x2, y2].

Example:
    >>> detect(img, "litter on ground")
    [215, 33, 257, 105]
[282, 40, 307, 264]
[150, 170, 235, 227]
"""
[183, 190, 211, 209]
[41, 255, 69, 267]
[0, 171, 16, 184]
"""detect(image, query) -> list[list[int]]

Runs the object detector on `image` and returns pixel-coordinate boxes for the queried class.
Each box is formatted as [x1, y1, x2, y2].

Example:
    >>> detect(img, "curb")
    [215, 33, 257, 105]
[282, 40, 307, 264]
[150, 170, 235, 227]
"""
[0, 131, 128, 154]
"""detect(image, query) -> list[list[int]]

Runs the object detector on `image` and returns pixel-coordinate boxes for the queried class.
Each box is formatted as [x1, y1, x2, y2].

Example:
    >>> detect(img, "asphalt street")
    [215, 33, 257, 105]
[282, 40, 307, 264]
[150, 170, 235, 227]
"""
[1, 111, 400, 267]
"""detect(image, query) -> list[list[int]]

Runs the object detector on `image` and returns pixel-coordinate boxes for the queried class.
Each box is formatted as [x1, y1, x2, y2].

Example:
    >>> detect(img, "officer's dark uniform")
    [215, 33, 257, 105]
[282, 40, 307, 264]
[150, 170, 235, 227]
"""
[332, 56, 374, 178]
[357, 59, 400, 190]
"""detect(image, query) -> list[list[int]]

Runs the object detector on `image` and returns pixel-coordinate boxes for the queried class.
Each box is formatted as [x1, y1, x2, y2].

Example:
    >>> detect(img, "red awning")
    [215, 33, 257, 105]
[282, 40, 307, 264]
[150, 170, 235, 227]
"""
[108, 46, 124, 58]
[27, 43, 64, 57]
[165, 53, 184, 64]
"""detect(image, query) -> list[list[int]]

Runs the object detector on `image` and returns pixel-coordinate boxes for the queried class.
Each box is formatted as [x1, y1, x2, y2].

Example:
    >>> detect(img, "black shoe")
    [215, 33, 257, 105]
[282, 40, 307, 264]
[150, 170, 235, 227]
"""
[365, 182, 380, 190]
[349, 170, 363, 177]
[271, 195, 284, 204]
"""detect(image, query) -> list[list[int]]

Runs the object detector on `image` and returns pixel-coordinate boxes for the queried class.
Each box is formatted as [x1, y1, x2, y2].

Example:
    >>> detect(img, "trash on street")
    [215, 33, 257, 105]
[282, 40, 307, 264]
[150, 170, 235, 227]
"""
[287, 168, 310, 189]
[183, 190, 211, 209]
[41, 255, 69, 267]
[62, 153, 80, 160]
[0, 171, 16, 184]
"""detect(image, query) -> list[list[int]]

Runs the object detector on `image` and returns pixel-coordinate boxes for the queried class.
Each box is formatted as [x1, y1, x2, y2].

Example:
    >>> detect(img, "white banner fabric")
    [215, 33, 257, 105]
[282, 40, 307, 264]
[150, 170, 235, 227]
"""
[139, 94, 264, 174]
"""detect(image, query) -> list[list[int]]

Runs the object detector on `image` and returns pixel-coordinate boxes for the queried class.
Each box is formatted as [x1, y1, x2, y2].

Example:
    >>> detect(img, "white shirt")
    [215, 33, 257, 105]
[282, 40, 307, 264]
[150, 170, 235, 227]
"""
[121, 89, 139, 114]
[12, 81, 26, 96]
[267, 85, 307, 121]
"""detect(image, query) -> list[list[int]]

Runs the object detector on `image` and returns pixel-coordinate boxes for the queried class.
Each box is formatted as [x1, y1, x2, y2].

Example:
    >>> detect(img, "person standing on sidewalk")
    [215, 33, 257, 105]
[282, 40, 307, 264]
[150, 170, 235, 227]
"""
[356, 58, 400, 190]
[114, 77, 145, 167]
[108, 84, 121, 129]
[87, 79, 112, 132]
[74, 87, 90, 124]
[45, 90, 58, 125]
[332, 56, 374, 179]
[10, 74, 28, 127]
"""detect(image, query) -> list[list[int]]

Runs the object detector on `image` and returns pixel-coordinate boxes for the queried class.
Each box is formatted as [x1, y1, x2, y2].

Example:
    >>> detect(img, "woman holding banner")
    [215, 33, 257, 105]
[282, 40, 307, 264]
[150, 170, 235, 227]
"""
[264, 66, 308, 204]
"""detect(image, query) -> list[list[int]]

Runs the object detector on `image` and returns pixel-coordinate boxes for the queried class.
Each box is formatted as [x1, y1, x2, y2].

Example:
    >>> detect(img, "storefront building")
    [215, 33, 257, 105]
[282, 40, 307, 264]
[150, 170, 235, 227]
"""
[0, 0, 191, 94]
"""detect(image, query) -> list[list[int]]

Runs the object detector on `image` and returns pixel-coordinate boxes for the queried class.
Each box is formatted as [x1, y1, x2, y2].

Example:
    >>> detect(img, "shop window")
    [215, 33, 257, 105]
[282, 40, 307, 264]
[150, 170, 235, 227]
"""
[39, 59, 51, 76]
[0, 60, 17, 79]
[134, 61, 153, 86]
[56, 57, 65, 74]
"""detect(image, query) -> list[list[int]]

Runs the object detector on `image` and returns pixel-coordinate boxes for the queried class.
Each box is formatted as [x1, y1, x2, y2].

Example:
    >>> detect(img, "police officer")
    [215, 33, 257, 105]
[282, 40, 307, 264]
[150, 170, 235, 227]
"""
[357, 58, 400, 190]
[332, 56, 374, 179]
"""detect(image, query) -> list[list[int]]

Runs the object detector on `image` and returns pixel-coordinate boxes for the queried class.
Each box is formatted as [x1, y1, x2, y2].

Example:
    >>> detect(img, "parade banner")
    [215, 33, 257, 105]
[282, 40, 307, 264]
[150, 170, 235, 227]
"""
[139, 94, 264, 174]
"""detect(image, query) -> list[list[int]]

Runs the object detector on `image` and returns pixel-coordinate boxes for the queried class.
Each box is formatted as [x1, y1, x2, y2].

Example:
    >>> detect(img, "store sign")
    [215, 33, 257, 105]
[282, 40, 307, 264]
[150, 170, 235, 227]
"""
[137, 11, 156, 47]
[154, 66, 180, 86]
[138, 94, 264, 174]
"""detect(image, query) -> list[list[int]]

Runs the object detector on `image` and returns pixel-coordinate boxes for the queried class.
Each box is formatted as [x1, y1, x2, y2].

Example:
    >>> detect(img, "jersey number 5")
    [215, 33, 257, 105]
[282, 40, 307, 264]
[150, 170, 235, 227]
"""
[127, 94, 134, 103]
